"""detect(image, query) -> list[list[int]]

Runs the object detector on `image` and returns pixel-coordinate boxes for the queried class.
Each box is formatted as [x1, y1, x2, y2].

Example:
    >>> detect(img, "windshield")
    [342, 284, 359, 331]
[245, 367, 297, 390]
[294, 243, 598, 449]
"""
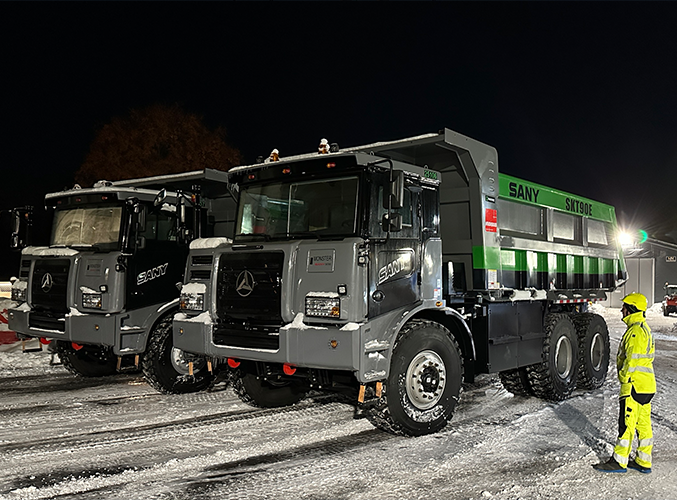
[51, 205, 123, 250]
[235, 176, 359, 240]
[667, 286, 677, 296]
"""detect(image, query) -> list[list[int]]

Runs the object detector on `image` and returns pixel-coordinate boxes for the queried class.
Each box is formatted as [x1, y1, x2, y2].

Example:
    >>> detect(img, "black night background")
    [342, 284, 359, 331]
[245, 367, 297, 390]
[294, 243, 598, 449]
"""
[2, 2, 677, 279]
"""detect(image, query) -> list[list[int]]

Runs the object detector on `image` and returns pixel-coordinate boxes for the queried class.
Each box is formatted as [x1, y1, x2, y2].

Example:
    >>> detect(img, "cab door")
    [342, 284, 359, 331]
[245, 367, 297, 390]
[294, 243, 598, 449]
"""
[126, 210, 187, 310]
[367, 172, 422, 318]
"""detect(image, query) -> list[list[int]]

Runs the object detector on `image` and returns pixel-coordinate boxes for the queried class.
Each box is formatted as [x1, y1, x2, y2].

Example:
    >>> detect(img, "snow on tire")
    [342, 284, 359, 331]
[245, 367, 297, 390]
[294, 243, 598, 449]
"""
[367, 319, 463, 436]
[572, 312, 610, 390]
[142, 315, 215, 394]
[526, 313, 578, 401]
[56, 341, 118, 377]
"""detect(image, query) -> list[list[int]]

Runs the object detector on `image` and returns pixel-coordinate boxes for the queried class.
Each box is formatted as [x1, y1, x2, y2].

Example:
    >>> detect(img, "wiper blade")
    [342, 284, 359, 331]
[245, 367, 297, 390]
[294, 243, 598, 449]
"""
[69, 244, 102, 251]
[234, 233, 272, 241]
[287, 231, 322, 239]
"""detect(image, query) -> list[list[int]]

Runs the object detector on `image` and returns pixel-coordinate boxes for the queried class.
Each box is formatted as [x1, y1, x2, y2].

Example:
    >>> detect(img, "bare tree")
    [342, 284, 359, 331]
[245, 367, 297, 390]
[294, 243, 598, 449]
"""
[75, 104, 241, 186]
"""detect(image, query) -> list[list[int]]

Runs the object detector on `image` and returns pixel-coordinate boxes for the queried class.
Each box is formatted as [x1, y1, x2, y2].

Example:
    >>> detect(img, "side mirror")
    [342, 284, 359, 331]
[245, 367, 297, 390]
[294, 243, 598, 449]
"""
[154, 188, 167, 207]
[136, 204, 146, 232]
[10, 206, 33, 250]
[382, 170, 404, 210]
[382, 212, 402, 233]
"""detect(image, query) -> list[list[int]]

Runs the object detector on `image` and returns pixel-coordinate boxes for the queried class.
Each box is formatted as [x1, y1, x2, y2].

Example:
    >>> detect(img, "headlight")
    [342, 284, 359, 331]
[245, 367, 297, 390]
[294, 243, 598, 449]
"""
[11, 285, 27, 302]
[82, 293, 102, 309]
[180, 292, 205, 311]
[305, 295, 340, 318]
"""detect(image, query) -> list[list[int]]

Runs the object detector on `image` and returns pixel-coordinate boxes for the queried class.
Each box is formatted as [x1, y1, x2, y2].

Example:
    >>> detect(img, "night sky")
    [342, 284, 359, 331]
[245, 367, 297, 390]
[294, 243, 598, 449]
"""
[2, 2, 677, 279]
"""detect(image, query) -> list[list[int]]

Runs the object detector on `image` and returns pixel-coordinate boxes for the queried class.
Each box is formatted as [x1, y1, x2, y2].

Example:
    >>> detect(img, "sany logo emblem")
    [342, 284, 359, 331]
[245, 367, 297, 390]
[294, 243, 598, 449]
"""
[137, 263, 169, 285]
[236, 270, 255, 297]
[41, 273, 53, 292]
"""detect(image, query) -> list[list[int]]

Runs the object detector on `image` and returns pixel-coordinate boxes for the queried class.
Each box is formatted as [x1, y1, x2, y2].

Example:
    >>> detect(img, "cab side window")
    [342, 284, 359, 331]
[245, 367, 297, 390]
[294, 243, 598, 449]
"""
[141, 211, 176, 243]
[370, 175, 415, 238]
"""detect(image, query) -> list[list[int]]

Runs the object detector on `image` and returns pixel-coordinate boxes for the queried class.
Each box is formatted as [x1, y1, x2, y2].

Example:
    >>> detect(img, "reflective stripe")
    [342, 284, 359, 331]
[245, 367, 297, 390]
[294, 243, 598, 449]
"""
[637, 450, 652, 463]
[630, 353, 655, 360]
[613, 452, 629, 466]
[626, 366, 654, 374]
[638, 438, 654, 448]
[616, 438, 630, 448]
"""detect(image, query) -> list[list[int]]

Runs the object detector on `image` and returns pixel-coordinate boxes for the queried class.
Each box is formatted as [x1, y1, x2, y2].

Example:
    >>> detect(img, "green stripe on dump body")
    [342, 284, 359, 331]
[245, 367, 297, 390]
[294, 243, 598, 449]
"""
[499, 174, 616, 223]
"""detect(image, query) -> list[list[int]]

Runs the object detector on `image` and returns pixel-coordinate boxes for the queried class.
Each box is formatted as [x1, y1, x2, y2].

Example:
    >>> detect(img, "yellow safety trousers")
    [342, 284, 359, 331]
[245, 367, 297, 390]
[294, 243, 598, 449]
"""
[613, 395, 653, 468]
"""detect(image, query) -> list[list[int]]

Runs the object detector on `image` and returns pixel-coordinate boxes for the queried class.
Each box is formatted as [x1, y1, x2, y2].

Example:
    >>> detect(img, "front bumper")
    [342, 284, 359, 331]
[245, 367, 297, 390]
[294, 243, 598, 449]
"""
[8, 306, 147, 355]
[174, 313, 390, 383]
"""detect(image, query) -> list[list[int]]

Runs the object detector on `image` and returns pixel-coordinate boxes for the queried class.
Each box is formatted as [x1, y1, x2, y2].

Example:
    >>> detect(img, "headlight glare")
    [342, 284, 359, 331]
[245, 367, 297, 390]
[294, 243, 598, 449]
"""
[180, 292, 205, 311]
[82, 293, 102, 309]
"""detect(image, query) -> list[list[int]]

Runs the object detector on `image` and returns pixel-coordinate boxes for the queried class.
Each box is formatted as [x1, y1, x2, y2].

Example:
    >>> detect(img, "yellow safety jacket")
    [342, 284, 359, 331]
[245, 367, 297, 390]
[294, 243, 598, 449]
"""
[617, 311, 656, 397]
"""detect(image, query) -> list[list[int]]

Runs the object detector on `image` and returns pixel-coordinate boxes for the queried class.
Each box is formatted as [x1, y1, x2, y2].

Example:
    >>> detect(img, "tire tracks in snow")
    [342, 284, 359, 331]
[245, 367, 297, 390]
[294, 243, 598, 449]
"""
[0, 394, 345, 456]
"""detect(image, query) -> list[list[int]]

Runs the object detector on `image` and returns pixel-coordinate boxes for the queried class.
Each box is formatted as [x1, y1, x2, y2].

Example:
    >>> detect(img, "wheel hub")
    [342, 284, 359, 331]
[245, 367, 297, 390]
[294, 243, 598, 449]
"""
[554, 336, 573, 379]
[405, 350, 446, 410]
[170, 347, 204, 375]
[590, 332, 604, 371]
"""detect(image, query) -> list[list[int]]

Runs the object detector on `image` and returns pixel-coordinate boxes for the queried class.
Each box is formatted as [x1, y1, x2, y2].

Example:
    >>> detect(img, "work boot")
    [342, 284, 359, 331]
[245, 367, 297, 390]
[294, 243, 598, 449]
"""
[593, 458, 626, 473]
[627, 459, 652, 474]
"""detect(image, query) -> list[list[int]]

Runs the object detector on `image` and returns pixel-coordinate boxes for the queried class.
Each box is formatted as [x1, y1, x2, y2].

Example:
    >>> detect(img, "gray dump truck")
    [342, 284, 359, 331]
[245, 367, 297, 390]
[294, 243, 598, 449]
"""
[173, 129, 626, 435]
[8, 169, 235, 393]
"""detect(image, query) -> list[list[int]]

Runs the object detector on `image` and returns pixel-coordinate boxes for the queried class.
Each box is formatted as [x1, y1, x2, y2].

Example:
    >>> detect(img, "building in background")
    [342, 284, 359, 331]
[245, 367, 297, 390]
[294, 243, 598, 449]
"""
[606, 238, 677, 307]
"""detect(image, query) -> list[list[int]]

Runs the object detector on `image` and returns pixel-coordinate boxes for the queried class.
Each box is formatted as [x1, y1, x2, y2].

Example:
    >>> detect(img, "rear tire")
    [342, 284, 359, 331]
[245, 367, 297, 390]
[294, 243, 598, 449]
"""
[573, 313, 610, 390]
[367, 320, 463, 436]
[499, 367, 534, 396]
[527, 313, 578, 401]
[142, 315, 215, 394]
[56, 341, 118, 377]
[232, 364, 307, 408]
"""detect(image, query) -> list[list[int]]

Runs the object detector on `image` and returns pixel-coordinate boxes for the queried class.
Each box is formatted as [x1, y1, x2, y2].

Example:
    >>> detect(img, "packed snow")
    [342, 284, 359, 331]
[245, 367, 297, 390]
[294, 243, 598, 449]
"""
[1, 305, 676, 500]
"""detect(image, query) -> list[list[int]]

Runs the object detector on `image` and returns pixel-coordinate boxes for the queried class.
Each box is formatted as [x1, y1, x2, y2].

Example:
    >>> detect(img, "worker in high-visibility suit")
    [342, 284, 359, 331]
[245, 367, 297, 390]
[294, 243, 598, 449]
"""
[594, 293, 655, 473]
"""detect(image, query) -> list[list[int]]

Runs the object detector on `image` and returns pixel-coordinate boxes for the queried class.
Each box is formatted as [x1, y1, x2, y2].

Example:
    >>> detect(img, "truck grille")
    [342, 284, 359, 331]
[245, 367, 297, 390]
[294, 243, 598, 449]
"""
[190, 269, 211, 280]
[29, 312, 66, 332]
[214, 252, 283, 349]
[31, 259, 70, 313]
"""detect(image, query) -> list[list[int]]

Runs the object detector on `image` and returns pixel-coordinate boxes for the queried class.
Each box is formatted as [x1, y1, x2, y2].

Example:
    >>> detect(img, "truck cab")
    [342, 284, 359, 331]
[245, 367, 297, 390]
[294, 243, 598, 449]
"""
[9, 169, 234, 393]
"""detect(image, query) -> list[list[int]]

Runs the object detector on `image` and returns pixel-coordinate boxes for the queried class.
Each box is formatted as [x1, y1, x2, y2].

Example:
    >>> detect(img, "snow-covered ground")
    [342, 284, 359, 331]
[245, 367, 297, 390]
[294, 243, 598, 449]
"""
[1, 306, 676, 500]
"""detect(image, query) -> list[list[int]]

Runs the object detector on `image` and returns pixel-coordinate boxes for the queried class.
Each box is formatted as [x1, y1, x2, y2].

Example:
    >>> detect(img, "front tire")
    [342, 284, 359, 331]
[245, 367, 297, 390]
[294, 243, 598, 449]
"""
[142, 316, 215, 394]
[573, 313, 610, 390]
[232, 363, 307, 408]
[527, 313, 578, 401]
[367, 320, 463, 436]
[56, 341, 118, 377]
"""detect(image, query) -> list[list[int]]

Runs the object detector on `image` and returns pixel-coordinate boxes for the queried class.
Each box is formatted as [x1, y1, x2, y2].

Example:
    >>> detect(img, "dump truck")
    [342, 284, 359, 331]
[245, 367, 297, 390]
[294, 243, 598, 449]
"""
[662, 283, 677, 316]
[7, 169, 235, 393]
[173, 129, 626, 435]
